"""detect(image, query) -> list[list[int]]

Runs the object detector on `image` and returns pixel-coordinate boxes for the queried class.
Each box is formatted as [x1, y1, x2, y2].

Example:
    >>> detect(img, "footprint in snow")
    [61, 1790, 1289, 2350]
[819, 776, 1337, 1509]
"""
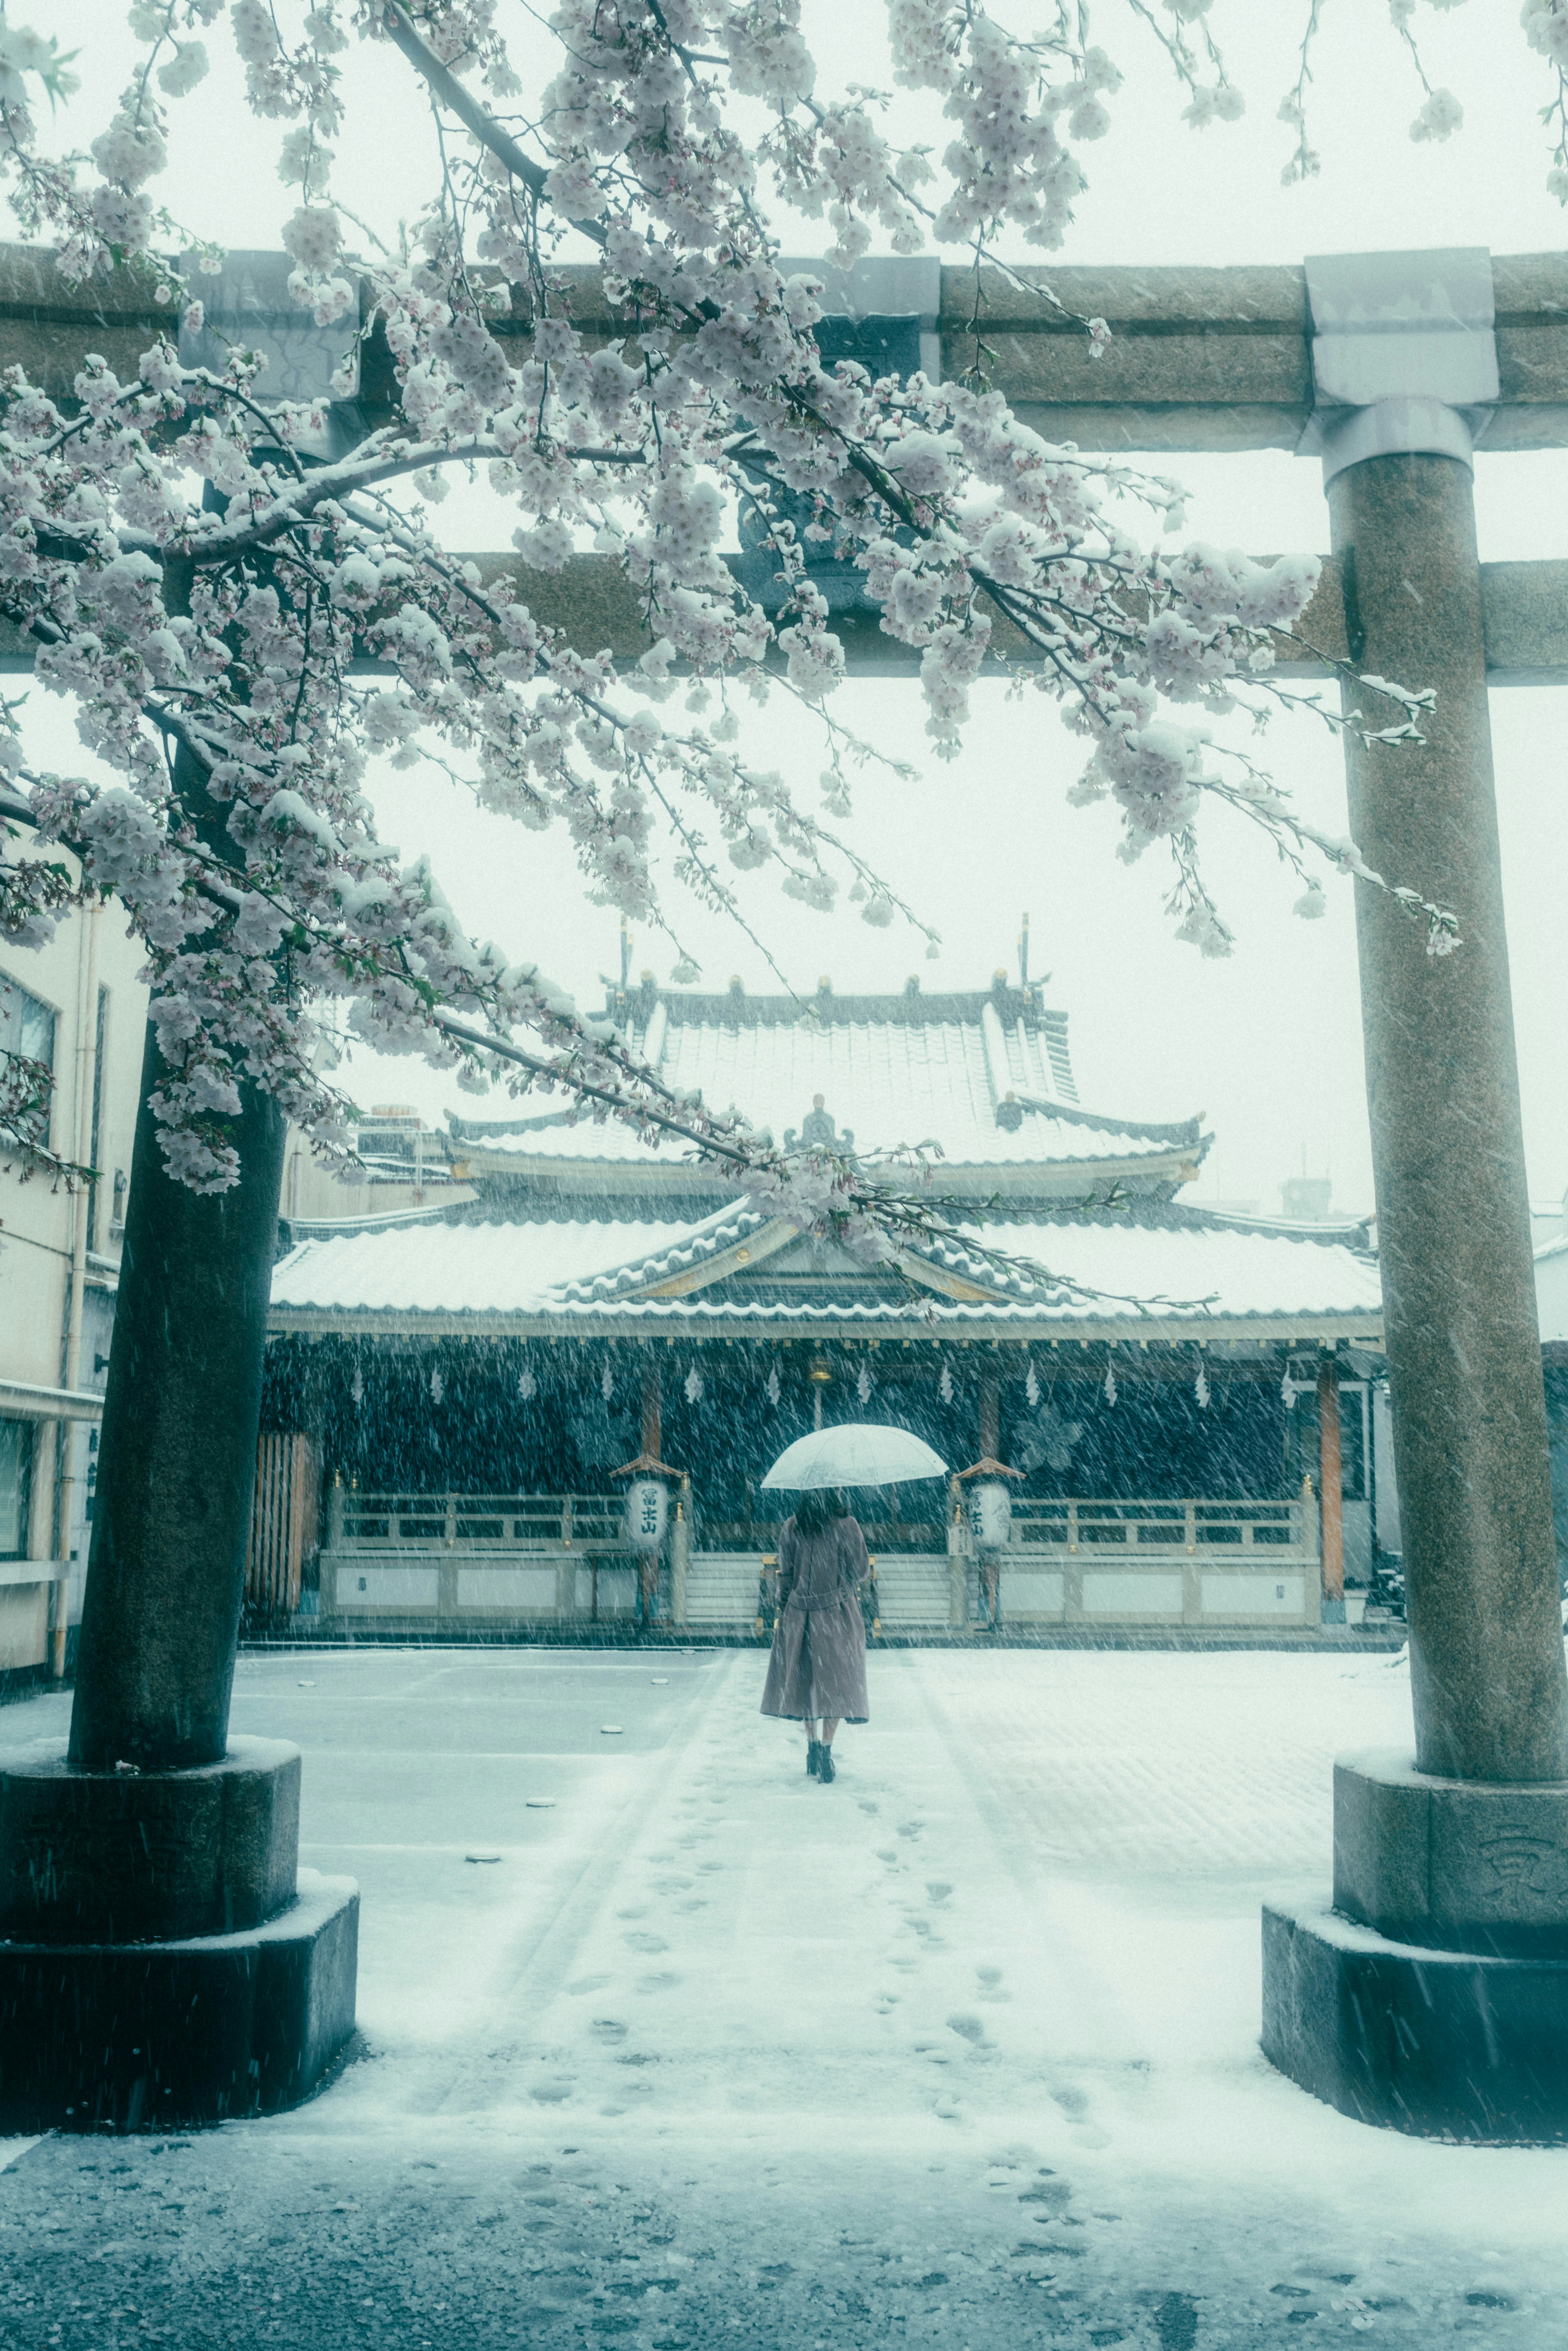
[590, 2019, 629, 2041]
[976, 1964, 1010, 2003]
[947, 2012, 988, 2048]
[530, 2079, 575, 2104]
[622, 1931, 669, 1954]
[637, 1971, 682, 1994]
[1051, 2084, 1111, 2148]
[926, 1882, 953, 1905]
[564, 1977, 612, 1996]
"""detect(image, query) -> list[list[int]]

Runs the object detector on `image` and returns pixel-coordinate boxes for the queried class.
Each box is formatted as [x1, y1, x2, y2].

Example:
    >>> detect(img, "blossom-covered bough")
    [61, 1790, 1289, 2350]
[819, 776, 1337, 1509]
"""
[0, 0, 1489, 1257]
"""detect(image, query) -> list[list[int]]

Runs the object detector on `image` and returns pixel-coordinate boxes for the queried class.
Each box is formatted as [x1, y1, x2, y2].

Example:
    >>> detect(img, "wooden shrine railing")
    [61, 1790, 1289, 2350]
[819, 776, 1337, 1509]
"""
[1006, 1496, 1314, 1557]
[311, 1485, 1323, 1629]
[328, 1489, 626, 1552]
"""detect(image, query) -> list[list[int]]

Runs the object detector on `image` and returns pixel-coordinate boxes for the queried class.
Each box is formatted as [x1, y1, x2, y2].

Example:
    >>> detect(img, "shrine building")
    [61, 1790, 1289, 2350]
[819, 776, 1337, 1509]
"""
[254, 967, 1390, 1638]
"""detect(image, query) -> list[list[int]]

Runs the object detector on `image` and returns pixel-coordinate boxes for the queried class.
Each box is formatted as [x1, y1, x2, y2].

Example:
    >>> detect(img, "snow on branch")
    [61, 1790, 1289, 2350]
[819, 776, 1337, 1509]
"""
[0, 0, 1483, 1223]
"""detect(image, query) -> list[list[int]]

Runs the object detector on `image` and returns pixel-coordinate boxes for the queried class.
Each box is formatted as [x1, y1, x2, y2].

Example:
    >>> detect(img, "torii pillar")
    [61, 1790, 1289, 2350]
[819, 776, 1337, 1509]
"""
[1262, 249, 1568, 2141]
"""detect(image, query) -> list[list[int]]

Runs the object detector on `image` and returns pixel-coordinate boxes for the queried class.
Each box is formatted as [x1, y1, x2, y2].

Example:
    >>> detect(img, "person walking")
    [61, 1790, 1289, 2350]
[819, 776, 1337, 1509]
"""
[759, 1486, 870, 1783]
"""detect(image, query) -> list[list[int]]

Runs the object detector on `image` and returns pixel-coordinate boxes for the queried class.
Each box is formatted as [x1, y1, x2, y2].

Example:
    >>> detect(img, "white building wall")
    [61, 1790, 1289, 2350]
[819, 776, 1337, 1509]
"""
[0, 887, 148, 1624]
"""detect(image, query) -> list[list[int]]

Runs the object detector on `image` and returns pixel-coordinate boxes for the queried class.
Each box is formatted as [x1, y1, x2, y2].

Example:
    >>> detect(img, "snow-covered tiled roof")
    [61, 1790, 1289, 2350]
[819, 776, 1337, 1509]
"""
[449, 994, 1198, 1172]
[554, 1206, 766, 1301]
[269, 1217, 709, 1315]
[452, 1088, 1186, 1170]
[651, 1016, 1071, 1162]
[450, 1110, 718, 1166]
[270, 1201, 1381, 1333]
[938, 1218, 1383, 1325]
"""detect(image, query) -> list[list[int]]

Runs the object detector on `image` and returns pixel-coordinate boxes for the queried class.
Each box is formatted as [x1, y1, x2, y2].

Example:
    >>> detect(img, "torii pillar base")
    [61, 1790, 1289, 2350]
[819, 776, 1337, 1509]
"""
[1262, 1752, 1568, 2142]
[1263, 1907, 1568, 2144]
[0, 1738, 358, 2132]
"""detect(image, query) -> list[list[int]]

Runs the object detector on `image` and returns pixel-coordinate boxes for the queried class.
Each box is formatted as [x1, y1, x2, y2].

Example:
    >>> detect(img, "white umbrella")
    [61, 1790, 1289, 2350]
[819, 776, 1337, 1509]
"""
[760, 1424, 949, 1491]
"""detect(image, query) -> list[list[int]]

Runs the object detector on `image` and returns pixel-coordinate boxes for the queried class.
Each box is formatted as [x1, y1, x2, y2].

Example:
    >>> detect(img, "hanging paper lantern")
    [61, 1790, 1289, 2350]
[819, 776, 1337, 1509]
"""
[1103, 1362, 1118, 1407]
[856, 1361, 872, 1406]
[1025, 1362, 1040, 1410]
[766, 1364, 781, 1408]
[685, 1366, 704, 1405]
[429, 1366, 444, 1406]
[519, 1366, 537, 1401]
[350, 1362, 364, 1408]
[626, 1477, 668, 1552]
[969, 1478, 1013, 1551]
[940, 1362, 954, 1406]
[602, 1359, 615, 1403]
[1195, 1363, 1211, 1411]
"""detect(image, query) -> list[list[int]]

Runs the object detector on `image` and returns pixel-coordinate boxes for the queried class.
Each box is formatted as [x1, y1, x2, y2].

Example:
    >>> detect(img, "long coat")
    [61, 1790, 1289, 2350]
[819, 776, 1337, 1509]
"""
[760, 1512, 870, 1724]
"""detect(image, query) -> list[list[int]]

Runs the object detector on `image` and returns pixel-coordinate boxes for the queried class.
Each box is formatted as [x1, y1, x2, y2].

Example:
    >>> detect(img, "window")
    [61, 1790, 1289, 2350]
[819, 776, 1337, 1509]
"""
[0, 1420, 30, 1559]
[0, 973, 56, 1068]
[0, 974, 56, 1158]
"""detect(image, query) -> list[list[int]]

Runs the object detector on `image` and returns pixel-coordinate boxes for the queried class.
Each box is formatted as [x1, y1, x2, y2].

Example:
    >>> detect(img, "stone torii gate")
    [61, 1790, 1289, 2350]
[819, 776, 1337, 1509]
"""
[2, 241, 1568, 2137]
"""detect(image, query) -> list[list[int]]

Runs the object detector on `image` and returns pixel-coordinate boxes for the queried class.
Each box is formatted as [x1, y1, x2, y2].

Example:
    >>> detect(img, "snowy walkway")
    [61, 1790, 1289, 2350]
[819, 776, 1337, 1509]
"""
[3, 1645, 1567, 2348]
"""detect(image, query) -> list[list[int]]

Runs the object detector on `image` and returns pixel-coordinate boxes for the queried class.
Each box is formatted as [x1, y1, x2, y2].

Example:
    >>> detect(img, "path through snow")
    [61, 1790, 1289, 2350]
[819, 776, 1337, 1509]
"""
[1, 1645, 1564, 2348]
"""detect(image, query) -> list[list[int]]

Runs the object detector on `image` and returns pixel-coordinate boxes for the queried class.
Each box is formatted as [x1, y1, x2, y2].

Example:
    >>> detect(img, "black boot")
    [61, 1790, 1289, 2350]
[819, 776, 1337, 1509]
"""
[806, 1739, 820, 1776]
[818, 1745, 836, 1784]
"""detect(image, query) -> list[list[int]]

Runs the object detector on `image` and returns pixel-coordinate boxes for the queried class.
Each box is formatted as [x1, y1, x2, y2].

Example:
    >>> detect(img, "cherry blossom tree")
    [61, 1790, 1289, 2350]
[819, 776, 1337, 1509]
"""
[0, 0, 1485, 1261]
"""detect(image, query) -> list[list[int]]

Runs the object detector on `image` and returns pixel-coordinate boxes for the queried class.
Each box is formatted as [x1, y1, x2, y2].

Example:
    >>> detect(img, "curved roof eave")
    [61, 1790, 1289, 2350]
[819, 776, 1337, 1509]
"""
[267, 1300, 1385, 1347]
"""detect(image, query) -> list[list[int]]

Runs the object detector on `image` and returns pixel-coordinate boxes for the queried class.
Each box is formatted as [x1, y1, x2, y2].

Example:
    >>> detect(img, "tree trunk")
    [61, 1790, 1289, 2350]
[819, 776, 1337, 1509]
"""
[67, 1021, 285, 1772]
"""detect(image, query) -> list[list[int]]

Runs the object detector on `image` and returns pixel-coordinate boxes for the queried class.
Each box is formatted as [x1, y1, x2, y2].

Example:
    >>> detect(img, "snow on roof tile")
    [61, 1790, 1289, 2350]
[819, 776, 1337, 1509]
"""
[940, 1219, 1383, 1324]
[452, 1028, 1191, 1169]
[270, 1203, 1380, 1328]
[269, 1217, 710, 1315]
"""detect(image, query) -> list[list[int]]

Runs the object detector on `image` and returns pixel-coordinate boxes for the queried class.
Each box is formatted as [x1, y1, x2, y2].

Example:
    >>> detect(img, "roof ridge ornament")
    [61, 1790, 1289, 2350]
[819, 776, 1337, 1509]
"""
[1298, 246, 1498, 488]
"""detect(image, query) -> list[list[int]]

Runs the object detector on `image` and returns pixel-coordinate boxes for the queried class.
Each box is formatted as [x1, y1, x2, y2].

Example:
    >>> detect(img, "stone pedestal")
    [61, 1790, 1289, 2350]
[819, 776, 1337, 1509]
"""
[0, 1737, 358, 2131]
[0, 1869, 358, 2132]
[1333, 1747, 1568, 1957]
[1263, 1751, 1568, 2139]
[1262, 1903, 1568, 2143]
[0, 1736, 301, 1942]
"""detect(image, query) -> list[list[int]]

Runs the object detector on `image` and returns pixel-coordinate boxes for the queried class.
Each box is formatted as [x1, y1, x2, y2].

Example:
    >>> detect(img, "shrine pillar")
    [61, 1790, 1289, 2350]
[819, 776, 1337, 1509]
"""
[1317, 1354, 1345, 1623]
[978, 1371, 1000, 1465]
[639, 1364, 662, 1623]
[947, 1477, 969, 1629]
[670, 1476, 691, 1627]
[1264, 248, 1568, 2144]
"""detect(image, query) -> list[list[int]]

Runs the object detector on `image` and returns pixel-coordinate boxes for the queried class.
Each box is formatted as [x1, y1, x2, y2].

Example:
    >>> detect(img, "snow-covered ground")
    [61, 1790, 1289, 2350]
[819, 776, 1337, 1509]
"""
[3, 1645, 1567, 2348]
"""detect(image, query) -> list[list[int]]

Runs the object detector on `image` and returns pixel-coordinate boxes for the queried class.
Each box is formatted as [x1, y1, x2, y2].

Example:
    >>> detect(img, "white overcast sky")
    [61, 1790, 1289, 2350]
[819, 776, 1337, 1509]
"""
[26, 0, 1568, 1213]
